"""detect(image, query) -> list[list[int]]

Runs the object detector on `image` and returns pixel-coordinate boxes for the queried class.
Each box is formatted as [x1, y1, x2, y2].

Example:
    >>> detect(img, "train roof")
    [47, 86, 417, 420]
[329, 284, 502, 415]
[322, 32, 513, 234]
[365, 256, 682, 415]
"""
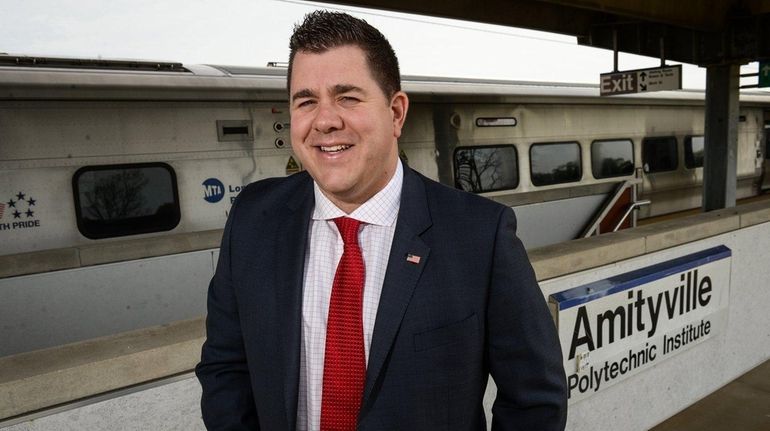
[2, 54, 770, 106]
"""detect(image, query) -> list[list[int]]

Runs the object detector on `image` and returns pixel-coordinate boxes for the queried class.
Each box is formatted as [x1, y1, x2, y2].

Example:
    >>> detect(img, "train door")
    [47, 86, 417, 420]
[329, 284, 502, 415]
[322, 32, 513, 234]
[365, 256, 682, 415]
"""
[761, 111, 770, 192]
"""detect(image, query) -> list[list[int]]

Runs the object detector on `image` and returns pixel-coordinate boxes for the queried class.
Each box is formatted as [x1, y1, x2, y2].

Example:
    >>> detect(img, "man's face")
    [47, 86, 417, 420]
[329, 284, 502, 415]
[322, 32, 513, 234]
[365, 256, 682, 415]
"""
[289, 45, 408, 213]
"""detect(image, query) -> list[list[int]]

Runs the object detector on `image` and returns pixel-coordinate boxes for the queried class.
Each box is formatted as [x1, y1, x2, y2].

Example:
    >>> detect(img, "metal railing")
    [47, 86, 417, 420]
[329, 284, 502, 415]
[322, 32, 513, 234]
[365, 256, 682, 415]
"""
[581, 175, 644, 238]
[612, 199, 651, 232]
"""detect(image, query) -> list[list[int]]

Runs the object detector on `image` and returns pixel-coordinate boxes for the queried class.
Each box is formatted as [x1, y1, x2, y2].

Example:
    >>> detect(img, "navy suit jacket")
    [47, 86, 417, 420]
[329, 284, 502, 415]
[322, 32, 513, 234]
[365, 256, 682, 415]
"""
[196, 166, 567, 430]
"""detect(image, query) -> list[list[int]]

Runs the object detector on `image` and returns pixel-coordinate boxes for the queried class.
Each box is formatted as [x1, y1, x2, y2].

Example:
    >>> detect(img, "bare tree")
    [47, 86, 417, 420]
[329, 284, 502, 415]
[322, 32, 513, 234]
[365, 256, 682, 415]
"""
[83, 170, 148, 220]
[455, 148, 503, 192]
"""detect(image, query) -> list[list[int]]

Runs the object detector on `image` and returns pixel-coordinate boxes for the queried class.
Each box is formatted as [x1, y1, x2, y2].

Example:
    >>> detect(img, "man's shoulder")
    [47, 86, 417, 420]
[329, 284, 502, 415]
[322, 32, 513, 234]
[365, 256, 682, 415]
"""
[409, 168, 507, 216]
[226, 172, 313, 222]
[236, 171, 312, 203]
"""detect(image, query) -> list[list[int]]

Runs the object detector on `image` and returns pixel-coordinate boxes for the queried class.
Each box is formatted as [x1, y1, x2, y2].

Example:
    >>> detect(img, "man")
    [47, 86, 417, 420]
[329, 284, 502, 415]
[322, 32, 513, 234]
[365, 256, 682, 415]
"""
[196, 10, 567, 431]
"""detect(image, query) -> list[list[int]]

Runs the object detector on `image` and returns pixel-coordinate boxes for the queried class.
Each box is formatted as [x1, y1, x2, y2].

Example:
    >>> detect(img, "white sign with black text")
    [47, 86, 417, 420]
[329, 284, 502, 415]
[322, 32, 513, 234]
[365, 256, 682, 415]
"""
[549, 245, 731, 403]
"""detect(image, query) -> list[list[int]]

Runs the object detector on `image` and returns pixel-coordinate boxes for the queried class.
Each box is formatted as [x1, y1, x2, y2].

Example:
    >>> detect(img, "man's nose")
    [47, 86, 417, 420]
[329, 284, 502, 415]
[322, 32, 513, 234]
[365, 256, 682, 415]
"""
[312, 100, 343, 133]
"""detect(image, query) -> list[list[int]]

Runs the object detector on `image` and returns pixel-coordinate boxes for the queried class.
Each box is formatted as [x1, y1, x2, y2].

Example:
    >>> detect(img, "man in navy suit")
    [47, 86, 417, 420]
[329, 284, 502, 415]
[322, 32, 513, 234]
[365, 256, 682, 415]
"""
[196, 10, 567, 430]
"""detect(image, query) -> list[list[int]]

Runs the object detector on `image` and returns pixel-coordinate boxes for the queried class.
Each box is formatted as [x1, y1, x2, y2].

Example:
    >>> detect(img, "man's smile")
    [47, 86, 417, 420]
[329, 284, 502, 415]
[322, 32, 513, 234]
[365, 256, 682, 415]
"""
[318, 144, 352, 153]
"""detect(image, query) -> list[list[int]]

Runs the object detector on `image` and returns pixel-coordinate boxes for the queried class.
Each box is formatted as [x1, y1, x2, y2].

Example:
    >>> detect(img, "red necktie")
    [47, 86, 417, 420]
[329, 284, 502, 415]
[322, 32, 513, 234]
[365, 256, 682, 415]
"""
[320, 217, 366, 431]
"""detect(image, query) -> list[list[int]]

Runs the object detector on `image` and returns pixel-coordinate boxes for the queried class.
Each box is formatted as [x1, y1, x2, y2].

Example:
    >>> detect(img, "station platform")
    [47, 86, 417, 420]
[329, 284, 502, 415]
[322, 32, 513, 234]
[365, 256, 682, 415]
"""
[651, 359, 770, 431]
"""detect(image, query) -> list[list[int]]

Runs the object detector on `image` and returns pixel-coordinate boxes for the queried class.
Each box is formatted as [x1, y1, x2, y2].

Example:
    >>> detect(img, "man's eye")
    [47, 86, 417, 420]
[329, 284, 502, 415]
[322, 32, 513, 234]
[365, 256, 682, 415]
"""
[296, 100, 315, 108]
[339, 96, 359, 104]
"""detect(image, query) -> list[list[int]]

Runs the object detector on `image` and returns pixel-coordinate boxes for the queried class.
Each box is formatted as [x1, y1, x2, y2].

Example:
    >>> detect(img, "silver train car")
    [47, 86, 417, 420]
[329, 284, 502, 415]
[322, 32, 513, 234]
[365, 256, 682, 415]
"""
[1, 55, 769, 356]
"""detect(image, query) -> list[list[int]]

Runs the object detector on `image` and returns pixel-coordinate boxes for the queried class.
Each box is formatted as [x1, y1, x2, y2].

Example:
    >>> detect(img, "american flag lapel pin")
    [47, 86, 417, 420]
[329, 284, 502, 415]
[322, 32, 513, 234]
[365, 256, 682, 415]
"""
[406, 253, 421, 264]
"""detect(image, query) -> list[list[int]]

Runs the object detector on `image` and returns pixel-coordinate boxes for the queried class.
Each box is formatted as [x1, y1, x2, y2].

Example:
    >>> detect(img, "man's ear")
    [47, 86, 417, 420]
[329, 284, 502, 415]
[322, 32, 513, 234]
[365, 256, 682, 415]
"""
[390, 91, 409, 139]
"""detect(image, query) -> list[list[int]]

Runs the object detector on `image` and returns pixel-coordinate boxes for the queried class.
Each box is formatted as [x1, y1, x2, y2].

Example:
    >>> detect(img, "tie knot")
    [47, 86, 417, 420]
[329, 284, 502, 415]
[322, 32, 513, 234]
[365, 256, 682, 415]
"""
[334, 217, 361, 246]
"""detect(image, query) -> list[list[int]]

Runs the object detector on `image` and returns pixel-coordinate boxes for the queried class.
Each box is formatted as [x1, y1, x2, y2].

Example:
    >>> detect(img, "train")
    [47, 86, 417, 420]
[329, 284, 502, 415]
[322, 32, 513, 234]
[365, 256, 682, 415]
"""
[1, 54, 769, 357]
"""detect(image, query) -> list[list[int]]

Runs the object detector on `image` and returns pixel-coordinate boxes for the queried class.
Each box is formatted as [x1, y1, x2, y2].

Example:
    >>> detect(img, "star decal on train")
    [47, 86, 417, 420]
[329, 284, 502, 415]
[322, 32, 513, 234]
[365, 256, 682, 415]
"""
[1, 192, 38, 221]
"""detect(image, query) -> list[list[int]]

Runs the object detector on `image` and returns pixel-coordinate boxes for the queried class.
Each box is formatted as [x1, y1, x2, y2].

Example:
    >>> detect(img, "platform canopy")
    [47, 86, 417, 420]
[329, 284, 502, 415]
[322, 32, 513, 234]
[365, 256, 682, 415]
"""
[325, 0, 770, 66]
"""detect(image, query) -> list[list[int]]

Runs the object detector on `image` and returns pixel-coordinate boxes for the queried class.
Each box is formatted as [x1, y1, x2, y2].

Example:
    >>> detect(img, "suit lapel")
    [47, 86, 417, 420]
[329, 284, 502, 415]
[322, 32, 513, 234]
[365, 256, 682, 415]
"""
[272, 175, 313, 431]
[362, 168, 432, 409]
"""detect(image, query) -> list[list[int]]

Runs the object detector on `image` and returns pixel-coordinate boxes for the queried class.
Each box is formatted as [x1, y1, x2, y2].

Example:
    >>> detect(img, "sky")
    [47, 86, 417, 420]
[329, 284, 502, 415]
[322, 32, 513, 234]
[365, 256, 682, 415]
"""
[0, 0, 765, 91]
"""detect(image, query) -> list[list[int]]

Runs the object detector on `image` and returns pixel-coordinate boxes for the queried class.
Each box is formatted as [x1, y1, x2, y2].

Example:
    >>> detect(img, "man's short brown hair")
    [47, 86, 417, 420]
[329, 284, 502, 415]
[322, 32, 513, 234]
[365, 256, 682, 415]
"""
[288, 10, 401, 98]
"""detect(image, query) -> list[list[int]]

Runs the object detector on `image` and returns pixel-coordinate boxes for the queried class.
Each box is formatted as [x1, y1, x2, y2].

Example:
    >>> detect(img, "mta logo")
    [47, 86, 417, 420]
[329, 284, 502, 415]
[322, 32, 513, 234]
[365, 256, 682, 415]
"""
[202, 178, 225, 203]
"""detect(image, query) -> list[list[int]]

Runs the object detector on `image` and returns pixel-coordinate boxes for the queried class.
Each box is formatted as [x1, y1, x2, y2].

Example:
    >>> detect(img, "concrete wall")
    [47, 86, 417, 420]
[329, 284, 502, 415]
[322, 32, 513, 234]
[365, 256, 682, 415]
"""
[0, 251, 213, 356]
[2, 201, 769, 430]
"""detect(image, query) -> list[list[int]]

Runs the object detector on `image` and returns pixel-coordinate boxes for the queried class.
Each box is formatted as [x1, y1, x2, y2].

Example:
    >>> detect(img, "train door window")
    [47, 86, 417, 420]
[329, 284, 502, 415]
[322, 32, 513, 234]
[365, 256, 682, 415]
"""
[73, 163, 181, 239]
[453, 145, 518, 193]
[684, 135, 705, 169]
[530, 141, 582, 186]
[591, 139, 634, 179]
[642, 136, 678, 173]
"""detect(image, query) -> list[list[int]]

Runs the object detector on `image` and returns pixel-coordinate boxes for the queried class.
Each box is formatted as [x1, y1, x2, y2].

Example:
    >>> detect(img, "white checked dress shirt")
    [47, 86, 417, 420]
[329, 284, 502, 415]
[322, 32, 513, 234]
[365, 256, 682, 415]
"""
[296, 161, 403, 431]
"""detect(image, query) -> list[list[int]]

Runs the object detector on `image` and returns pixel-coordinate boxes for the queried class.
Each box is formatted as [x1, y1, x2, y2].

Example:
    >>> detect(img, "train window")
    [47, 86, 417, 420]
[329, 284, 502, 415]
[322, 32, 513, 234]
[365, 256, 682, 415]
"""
[684, 136, 705, 169]
[591, 139, 635, 179]
[642, 136, 678, 173]
[453, 145, 519, 193]
[73, 163, 181, 239]
[530, 142, 582, 186]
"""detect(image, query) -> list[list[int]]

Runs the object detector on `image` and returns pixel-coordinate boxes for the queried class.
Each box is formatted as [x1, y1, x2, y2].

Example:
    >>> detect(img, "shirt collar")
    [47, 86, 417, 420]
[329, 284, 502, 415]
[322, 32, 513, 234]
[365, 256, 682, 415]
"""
[312, 159, 403, 227]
